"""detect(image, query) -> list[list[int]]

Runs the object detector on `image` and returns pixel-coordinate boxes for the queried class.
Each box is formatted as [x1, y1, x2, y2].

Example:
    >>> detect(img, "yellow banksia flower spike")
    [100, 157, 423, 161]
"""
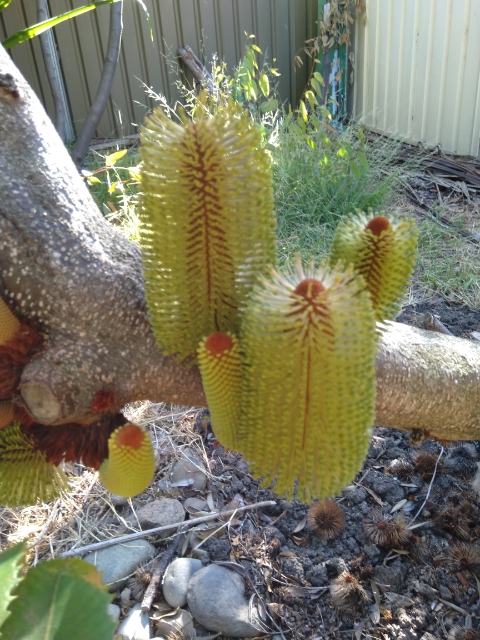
[329, 210, 418, 321]
[139, 100, 277, 361]
[0, 296, 20, 345]
[197, 332, 242, 451]
[0, 400, 14, 429]
[99, 423, 155, 498]
[239, 259, 377, 502]
[0, 422, 69, 506]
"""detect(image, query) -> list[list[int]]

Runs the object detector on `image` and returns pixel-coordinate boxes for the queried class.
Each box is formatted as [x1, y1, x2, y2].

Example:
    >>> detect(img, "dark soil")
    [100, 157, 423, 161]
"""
[397, 296, 480, 338]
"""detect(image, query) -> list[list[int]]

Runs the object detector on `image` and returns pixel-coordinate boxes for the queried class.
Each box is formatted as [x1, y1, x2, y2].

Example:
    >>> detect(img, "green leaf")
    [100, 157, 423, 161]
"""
[0, 558, 115, 640]
[87, 176, 102, 184]
[305, 90, 317, 110]
[105, 149, 128, 166]
[0, 0, 14, 12]
[2, 0, 121, 49]
[133, 0, 153, 42]
[259, 98, 278, 113]
[349, 159, 362, 179]
[313, 71, 325, 86]
[311, 78, 323, 97]
[251, 44, 262, 53]
[258, 72, 270, 98]
[357, 150, 369, 172]
[0, 542, 27, 629]
[299, 99, 308, 123]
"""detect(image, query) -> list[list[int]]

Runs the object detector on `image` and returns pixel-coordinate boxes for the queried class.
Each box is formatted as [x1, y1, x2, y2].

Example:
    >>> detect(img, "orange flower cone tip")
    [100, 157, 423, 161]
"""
[364, 215, 390, 236]
[0, 297, 20, 346]
[99, 423, 155, 497]
[198, 332, 242, 451]
[0, 401, 14, 429]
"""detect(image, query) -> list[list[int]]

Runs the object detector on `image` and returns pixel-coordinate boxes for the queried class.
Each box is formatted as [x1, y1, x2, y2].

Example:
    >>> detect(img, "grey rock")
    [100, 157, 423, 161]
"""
[84, 540, 156, 591]
[419, 634, 439, 640]
[121, 587, 131, 602]
[373, 560, 407, 592]
[170, 448, 207, 491]
[116, 603, 152, 640]
[413, 580, 438, 599]
[136, 499, 185, 537]
[324, 557, 348, 578]
[108, 604, 121, 623]
[155, 609, 196, 638]
[306, 563, 328, 587]
[187, 564, 262, 637]
[262, 525, 286, 546]
[163, 558, 203, 607]
[363, 544, 381, 561]
[281, 555, 305, 580]
[439, 584, 452, 600]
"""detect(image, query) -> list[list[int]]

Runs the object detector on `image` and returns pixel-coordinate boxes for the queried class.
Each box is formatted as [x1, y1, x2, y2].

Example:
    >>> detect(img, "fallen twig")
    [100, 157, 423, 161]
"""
[141, 529, 187, 612]
[409, 446, 444, 525]
[60, 500, 276, 558]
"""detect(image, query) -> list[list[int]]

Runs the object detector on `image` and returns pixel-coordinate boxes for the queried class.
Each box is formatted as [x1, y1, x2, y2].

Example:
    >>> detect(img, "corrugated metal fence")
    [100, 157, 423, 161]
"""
[1, 0, 317, 139]
[353, 0, 480, 157]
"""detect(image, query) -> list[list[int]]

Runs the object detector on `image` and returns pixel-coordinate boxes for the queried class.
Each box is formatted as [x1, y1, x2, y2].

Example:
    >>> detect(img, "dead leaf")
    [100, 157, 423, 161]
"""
[384, 592, 415, 607]
[291, 516, 307, 534]
[390, 499, 407, 513]
[356, 483, 385, 506]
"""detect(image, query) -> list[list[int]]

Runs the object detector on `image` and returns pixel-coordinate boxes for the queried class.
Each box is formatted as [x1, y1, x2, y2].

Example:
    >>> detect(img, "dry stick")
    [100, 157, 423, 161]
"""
[59, 500, 276, 558]
[141, 528, 187, 613]
[409, 446, 444, 526]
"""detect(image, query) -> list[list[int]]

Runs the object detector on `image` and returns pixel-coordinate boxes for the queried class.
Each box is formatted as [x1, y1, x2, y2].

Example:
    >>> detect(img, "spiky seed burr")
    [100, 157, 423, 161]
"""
[330, 571, 369, 616]
[0, 422, 69, 506]
[239, 259, 377, 501]
[329, 210, 417, 321]
[414, 450, 441, 480]
[437, 542, 480, 575]
[363, 508, 410, 547]
[139, 98, 276, 361]
[197, 331, 242, 451]
[307, 500, 346, 539]
[99, 423, 155, 498]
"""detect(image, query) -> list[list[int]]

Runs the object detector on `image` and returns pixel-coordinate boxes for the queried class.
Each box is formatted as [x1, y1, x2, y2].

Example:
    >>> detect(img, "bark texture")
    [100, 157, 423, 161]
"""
[1, 46, 480, 441]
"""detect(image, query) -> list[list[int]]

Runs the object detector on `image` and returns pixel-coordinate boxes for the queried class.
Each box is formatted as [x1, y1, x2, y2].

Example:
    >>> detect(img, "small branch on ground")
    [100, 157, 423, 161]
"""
[141, 529, 186, 612]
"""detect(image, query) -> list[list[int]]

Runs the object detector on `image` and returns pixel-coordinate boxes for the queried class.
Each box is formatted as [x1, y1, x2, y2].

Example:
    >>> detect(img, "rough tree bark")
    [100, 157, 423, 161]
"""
[71, 2, 123, 166]
[1, 46, 480, 442]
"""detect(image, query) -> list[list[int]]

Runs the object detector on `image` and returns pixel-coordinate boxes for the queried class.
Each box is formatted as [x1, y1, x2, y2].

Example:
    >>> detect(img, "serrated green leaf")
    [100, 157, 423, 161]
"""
[2, 0, 121, 49]
[0, 542, 27, 629]
[0, 558, 114, 640]
[105, 149, 127, 167]
[259, 98, 278, 113]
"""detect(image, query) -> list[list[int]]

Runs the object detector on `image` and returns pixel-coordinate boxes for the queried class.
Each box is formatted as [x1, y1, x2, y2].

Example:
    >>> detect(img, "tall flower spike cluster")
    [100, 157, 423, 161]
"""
[139, 101, 417, 502]
[240, 262, 377, 500]
[139, 96, 277, 361]
[329, 210, 418, 321]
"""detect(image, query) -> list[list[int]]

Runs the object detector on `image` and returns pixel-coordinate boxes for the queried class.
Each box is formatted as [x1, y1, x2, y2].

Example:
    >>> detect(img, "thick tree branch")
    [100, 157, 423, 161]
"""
[1, 46, 480, 441]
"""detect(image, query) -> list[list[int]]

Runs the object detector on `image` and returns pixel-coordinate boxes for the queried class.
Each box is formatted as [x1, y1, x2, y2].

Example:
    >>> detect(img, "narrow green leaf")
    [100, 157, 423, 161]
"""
[258, 72, 270, 97]
[2, 0, 121, 49]
[0, 542, 27, 629]
[313, 71, 325, 86]
[105, 149, 127, 166]
[251, 44, 262, 53]
[357, 150, 369, 172]
[0, 0, 14, 12]
[0, 558, 115, 640]
[300, 99, 308, 123]
[305, 90, 317, 110]
[133, 0, 153, 42]
[349, 159, 362, 179]
[259, 98, 278, 113]
[311, 78, 323, 97]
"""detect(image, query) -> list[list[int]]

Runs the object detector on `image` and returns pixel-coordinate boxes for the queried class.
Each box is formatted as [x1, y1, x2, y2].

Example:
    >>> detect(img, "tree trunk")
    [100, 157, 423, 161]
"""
[71, 2, 123, 166]
[1, 46, 480, 442]
[37, 0, 67, 143]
